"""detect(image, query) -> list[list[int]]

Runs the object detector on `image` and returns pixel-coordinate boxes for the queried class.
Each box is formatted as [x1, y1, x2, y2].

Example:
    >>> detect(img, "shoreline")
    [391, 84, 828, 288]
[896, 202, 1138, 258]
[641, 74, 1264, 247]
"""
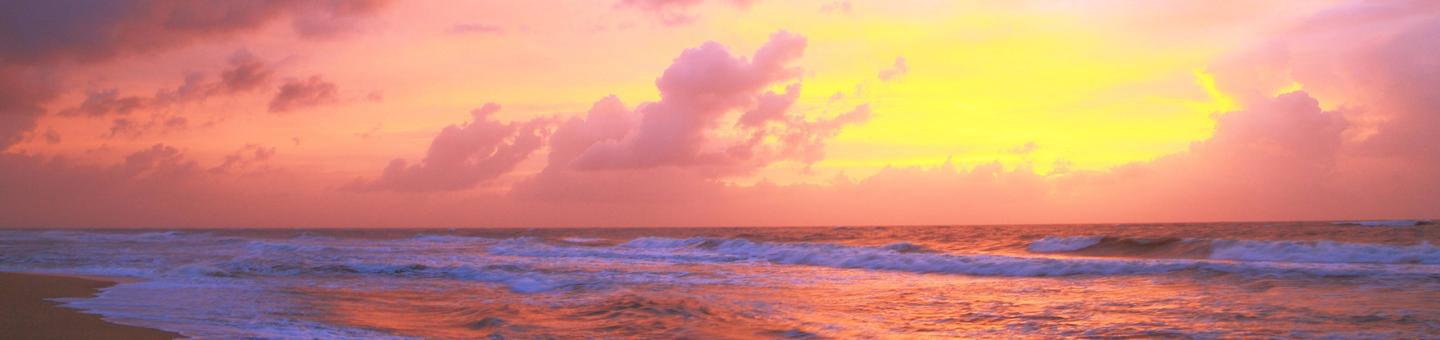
[0, 272, 182, 339]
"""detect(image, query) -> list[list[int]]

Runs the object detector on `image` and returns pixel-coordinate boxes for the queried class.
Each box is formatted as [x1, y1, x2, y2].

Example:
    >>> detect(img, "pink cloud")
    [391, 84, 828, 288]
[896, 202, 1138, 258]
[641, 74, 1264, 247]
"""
[0, 66, 60, 149]
[448, 23, 506, 35]
[821, 1, 853, 15]
[561, 31, 866, 173]
[616, 0, 756, 26]
[348, 103, 553, 192]
[210, 144, 277, 174]
[53, 49, 272, 117]
[268, 76, 339, 113]
[219, 50, 274, 93]
[878, 56, 907, 81]
[514, 31, 870, 201]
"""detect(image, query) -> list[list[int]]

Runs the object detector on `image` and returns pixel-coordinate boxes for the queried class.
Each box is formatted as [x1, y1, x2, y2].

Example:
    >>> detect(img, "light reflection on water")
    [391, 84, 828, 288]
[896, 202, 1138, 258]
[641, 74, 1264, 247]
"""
[1, 221, 1437, 338]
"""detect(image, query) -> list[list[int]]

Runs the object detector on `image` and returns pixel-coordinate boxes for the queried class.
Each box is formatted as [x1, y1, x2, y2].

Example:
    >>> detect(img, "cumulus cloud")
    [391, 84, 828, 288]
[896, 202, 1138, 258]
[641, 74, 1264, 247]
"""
[349, 103, 552, 192]
[514, 31, 870, 201]
[269, 76, 339, 113]
[567, 31, 866, 172]
[1208, 0, 1440, 163]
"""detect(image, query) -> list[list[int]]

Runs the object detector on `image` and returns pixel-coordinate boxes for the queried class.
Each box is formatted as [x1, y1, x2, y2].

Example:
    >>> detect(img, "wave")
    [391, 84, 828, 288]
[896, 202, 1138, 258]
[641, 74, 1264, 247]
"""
[561, 237, 607, 244]
[1331, 220, 1432, 227]
[1028, 236, 1211, 259]
[1211, 240, 1438, 264]
[168, 259, 581, 293]
[1028, 236, 1103, 253]
[491, 237, 1440, 278]
[1027, 236, 1439, 265]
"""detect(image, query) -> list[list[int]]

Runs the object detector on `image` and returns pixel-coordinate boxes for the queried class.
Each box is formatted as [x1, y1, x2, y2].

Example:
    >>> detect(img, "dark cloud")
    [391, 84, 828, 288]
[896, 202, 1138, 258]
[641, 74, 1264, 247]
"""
[0, 66, 59, 149]
[219, 50, 273, 93]
[60, 50, 275, 118]
[0, 0, 386, 150]
[289, 0, 392, 39]
[49, 50, 275, 138]
[0, 0, 391, 64]
[268, 76, 338, 113]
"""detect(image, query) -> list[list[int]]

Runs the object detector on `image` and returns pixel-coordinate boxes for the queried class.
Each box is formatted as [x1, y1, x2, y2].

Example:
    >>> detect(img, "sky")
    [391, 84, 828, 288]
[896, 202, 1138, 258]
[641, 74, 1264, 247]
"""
[1, 0, 1437, 228]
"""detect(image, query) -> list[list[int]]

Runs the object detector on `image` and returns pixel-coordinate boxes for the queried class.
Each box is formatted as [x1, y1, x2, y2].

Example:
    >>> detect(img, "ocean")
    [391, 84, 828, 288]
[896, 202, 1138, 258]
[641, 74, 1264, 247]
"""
[2, 221, 1437, 338]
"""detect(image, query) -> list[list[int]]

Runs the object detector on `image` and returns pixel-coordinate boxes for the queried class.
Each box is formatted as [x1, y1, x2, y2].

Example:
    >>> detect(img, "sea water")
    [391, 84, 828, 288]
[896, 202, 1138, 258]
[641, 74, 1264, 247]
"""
[2, 222, 1437, 338]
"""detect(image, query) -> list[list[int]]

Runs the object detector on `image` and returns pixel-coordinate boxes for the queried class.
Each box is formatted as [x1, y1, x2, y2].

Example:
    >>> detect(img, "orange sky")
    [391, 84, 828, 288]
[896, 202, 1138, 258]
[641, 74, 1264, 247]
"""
[1, 0, 1436, 227]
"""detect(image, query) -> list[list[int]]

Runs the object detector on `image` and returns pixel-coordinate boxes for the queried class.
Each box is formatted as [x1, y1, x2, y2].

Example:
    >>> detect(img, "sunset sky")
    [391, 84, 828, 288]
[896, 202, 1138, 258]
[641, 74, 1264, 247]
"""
[1, 0, 1437, 227]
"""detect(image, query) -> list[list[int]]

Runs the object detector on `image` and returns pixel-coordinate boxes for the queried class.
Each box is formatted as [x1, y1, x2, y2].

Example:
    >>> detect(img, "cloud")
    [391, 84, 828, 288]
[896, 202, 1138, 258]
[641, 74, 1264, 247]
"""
[59, 89, 150, 117]
[1208, 0, 1440, 162]
[50, 50, 275, 138]
[514, 31, 870, 201]
[210, 144, 276, 174]
[219, 50, 274, 93]
[54, 49, 273, 117]
[560, 31, 866, 172]
[290, 0, 392, 39]
[0, 1, 385, 150]
[820, 1, 852, 14]
[878, 56, 908, 81]
[0, 66, 59, 150]
[1009, 142, 1038, 154]
[42, 128, 60, 144]
[348, 103, 552, 192]
[0, 0, 391, 64]
[269, 76, 339, 113]
[448, 23, 506, 35]
[615, 0, 755, 26]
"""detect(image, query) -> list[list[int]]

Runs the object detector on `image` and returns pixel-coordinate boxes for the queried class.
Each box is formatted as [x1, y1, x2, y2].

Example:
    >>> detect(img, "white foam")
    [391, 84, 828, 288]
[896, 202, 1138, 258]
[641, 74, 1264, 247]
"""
[1027, 236, 1104, 253]
[496, 236, 1440, 278]
[619, 236, 708, 248]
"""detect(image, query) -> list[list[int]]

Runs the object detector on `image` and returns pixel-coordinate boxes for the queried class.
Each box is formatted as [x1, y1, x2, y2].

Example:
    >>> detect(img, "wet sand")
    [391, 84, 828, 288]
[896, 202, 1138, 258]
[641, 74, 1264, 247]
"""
[0, 272, 180, 339]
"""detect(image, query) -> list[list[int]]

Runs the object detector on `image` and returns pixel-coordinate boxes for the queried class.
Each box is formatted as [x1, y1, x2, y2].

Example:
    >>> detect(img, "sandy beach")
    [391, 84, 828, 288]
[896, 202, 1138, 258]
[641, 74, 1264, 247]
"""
[0, 272, 180, 339]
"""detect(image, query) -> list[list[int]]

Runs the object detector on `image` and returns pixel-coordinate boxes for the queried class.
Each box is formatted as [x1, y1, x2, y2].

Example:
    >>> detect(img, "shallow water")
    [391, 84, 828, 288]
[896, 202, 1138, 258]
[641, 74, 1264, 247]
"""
[2, 222, 1438, 338]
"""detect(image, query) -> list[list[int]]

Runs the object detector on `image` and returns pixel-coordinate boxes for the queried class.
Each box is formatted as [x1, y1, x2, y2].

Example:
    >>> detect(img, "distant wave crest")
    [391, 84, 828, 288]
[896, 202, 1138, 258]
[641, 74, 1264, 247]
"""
[1026, 236, 1440, 265]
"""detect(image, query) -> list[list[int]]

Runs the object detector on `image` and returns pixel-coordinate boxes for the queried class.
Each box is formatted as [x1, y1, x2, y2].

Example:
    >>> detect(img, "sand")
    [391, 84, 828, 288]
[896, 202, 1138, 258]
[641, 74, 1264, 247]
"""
[0, 272, 181, 339]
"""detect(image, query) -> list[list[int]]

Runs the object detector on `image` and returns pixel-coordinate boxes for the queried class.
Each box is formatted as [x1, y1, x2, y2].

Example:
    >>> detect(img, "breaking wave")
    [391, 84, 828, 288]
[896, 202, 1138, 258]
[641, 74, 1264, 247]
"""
[490, 237, 1439, 278]
[1027, 236, 1440, 265]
